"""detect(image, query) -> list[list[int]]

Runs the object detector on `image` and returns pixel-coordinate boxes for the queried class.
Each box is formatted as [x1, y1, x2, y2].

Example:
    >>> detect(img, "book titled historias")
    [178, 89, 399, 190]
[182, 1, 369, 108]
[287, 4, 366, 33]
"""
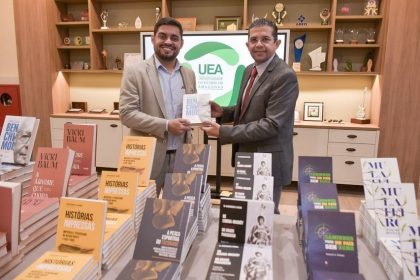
[63, 123, 97, 176]
[118, 136, 156, 187]
[0, 115, 39, 165]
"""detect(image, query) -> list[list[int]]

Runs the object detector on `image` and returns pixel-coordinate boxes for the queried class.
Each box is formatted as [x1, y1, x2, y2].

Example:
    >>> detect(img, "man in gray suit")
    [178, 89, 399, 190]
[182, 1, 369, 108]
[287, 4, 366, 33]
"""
[119, 17, 197, 194]
[202, 18, 299, 213]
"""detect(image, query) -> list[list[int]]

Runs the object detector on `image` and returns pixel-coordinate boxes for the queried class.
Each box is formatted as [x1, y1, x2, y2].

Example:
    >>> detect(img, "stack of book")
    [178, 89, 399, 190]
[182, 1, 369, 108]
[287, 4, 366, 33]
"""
[118, 198, 192, 279]
[16, 197, 107, 279]
[0, 115, 39, 197]
[173, 144, 211, 233]
[117, 136, 157, 233]
[359, 158, 402, 255]
[296, 156, 333, 244]
[98, 171, 137, 270]
[0, 181, 23, 277]
[162, 173, 202, 253]
[378, 238, 401, 280]
[19, 147, 75, 256]
[207, 198, 274, 279]
[63, 123, 100, 199]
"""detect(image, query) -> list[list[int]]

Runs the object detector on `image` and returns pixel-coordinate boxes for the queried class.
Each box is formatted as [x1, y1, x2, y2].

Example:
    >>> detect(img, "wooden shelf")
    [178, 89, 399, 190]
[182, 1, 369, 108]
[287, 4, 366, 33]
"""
[60, 69, 122, 73]
[91, 27, 153, 33]
[296, 71, 378, 76]
[56, 21, 89, 27]
[333, 43, 380, 48]
[57, 45, 90, 50]
[278, 24, 333, 31]
[335, 15, 383, 22]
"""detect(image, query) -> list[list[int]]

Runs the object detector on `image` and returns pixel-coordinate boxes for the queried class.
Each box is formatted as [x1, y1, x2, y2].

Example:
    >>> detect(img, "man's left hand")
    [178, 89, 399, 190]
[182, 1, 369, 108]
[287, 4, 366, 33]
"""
[201, 120, 220, 137]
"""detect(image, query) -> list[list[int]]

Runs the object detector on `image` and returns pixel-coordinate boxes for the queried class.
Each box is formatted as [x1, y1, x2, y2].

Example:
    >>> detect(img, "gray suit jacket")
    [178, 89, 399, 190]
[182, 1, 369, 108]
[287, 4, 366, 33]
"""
[219, 55, 299, 186]
[119, 56, 197, 179]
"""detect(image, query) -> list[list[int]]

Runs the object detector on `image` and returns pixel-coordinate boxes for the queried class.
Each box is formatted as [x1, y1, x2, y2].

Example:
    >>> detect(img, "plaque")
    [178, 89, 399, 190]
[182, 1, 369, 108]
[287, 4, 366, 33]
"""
[272, 3, 287, 27]
[293, 33, 306, 72]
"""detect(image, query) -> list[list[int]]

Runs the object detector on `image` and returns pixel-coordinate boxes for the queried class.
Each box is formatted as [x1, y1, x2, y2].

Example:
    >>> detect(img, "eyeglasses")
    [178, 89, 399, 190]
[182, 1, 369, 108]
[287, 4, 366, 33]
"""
[248, 36, 275, 45]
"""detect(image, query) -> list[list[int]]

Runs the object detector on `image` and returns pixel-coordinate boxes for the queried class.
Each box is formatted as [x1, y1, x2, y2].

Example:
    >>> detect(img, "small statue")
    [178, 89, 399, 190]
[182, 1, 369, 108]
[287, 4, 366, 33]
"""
[100, 10, 109, 29]
[251, 13, 268, 22]
[320, 8, 331, 25]
[101, 49, 108, 70]
[272, 3, 287, 27]
[115, 57, 122, 70]
[364, 0, 378, 16]
[155, 7, 161, 23]
[80, 10, 89, 21]
[308, 47, 326, 71]
[356, 87, 368, 119]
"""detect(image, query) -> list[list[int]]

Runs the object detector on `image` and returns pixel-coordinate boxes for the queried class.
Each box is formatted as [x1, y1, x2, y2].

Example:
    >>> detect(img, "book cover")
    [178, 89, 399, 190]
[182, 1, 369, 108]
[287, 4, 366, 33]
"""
[373, 183, 418, 239]
[0, 115, 39, 165]
[234, 152, 272, 177]
[300, 183, 339, 222]
[118, 136, 157, 187]
[360, 158, 401, 202]
[0, 162, 34, 181]
[98, 171, 138, 215]
[28, 147, 75, 198]
[63, 123, 97, 176]
[307, 211, 358, 274]
[233, 174, 273, 201]
[399, 219, 420, 280]
[219, 198, 274, 246]
[311, 270, 365, 280]
[0, 182, 21, 256]
[133, 198, 191, 262]
[55, 197, 107, 267]
[163, 173, 202, 218]
[117, 259, 179, 280]
[104, 212, 132, 244]
[182, 94, 211, 125]
[15, 251, 94, 280]
[298, 156, 333, 184]
[206, 243, 273, 280]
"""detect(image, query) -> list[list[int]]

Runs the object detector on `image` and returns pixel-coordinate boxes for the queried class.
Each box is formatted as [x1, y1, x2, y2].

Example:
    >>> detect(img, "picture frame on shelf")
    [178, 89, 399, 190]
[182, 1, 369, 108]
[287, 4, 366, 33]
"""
[123, 53, 142, 68]
[215, 16, 241, 31]
[176, 17, 197, 31]
[303, 102, 324, 121]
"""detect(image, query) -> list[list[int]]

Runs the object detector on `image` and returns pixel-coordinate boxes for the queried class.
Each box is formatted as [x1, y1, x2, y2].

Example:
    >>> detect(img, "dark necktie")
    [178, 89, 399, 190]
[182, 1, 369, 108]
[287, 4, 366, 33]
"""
[240, 66, 258, 115]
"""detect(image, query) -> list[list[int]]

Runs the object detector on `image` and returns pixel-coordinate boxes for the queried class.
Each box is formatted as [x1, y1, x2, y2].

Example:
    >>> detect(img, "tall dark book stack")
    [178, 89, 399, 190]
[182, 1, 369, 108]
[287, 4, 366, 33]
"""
[173, 144, 211, 233]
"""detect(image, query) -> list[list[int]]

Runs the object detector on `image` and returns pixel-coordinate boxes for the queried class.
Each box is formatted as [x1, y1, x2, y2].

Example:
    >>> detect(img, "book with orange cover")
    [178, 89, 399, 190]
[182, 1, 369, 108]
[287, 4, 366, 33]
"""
[15, 251, 94, 280]
[0, 115, 39, 165]
[55, 197, 107, 273]
[117, 136, 156, 187]
[98, 171, 138, 215]
[0, 182, 21, 256]
[63, 123, 97, 176]
[28, 147, 75, 198]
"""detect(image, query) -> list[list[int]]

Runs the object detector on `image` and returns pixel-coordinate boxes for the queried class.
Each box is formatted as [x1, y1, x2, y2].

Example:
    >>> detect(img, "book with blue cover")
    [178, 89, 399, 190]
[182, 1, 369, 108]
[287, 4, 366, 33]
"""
[306, 211, 358, 276]
[298, 156, 333, 184]
[311, 270, 365, 280]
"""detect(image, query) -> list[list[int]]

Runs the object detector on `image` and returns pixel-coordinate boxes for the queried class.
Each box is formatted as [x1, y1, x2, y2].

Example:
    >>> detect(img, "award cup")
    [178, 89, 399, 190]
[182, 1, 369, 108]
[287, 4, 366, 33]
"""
[320, 8, 331, 25]
[293, 33, 306, 72]
[351, 87, 371, 124]
[100, 10, 109, 30]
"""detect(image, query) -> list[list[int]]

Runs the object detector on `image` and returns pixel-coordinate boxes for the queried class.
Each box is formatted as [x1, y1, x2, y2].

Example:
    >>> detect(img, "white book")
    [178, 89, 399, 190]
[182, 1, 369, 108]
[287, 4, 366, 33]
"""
[182, 94, 211, 125]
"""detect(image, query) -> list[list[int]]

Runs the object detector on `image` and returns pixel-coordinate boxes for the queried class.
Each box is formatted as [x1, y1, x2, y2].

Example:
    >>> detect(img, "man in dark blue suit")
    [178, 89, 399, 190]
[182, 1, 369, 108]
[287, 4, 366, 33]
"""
[202, 18, 299, 214]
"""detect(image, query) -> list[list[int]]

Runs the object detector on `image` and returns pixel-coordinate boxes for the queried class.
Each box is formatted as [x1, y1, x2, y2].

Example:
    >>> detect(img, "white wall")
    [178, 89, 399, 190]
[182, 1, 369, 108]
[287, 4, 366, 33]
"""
[0, 0, 19, 84]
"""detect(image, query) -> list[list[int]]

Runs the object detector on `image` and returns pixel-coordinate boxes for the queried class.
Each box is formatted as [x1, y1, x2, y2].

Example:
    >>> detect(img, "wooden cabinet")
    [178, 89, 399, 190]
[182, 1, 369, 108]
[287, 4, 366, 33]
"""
[51, 0, 386, 74]
[50, 115, 129, 168]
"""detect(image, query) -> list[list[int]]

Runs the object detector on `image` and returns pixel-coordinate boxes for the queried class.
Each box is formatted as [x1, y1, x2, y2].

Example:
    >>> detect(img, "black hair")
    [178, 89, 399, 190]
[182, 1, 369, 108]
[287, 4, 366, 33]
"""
[154, 17, 183, 38]
[257, 215, 265, 222]
[248, 18, 278, 41]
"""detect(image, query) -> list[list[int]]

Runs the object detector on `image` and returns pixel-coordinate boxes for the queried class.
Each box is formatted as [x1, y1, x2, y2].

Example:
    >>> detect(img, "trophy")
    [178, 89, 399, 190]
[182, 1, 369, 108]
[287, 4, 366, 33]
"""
[155, 7, 161, 23]
[135, 16, 142, 29]
[272, 3, 287, 27]
[351, 87, 371, 124]
[320, 8, 331, 25]
[365, 28, 376, 43]
[292, 33, 306, 72]
[349, 28, 359, 44]
[308, 47, 326, 71]
[335, 28, 344, 43]
[100, 10, 109, 29]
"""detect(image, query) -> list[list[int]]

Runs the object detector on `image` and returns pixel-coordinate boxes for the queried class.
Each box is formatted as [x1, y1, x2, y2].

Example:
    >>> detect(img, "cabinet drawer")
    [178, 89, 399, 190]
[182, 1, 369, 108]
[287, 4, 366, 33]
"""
[50, 117, 85, 129]
[328, 143, 376, 157]
[329, 129, 377, 144]
[332, 156, 363, 185]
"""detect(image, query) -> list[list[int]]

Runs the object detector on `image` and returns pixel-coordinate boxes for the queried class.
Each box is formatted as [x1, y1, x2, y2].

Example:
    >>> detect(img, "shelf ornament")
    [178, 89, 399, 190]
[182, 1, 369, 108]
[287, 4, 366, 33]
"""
[135, 16, 142, 29]
[364, 0, 378, 16]
[292, 33, 306, 72]
[155, 7, 161, 23]
[320, 8, 331, 25]
[100, 9, 109, 30]
[272, 3, 287, 27]
[308, 47, 326, 71]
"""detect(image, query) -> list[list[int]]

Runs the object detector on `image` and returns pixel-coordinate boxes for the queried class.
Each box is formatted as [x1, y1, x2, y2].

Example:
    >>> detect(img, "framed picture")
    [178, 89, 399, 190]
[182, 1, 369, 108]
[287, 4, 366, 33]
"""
[303, 102, 324, 121]
[215, 16, 241, 31]
[176, 17, 197, 31]
[124, 53, 142, 68]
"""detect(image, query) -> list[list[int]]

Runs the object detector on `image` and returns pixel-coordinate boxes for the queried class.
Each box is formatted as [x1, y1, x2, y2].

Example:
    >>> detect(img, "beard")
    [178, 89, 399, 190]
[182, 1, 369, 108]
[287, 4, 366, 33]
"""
[154, 44, 180, 62]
